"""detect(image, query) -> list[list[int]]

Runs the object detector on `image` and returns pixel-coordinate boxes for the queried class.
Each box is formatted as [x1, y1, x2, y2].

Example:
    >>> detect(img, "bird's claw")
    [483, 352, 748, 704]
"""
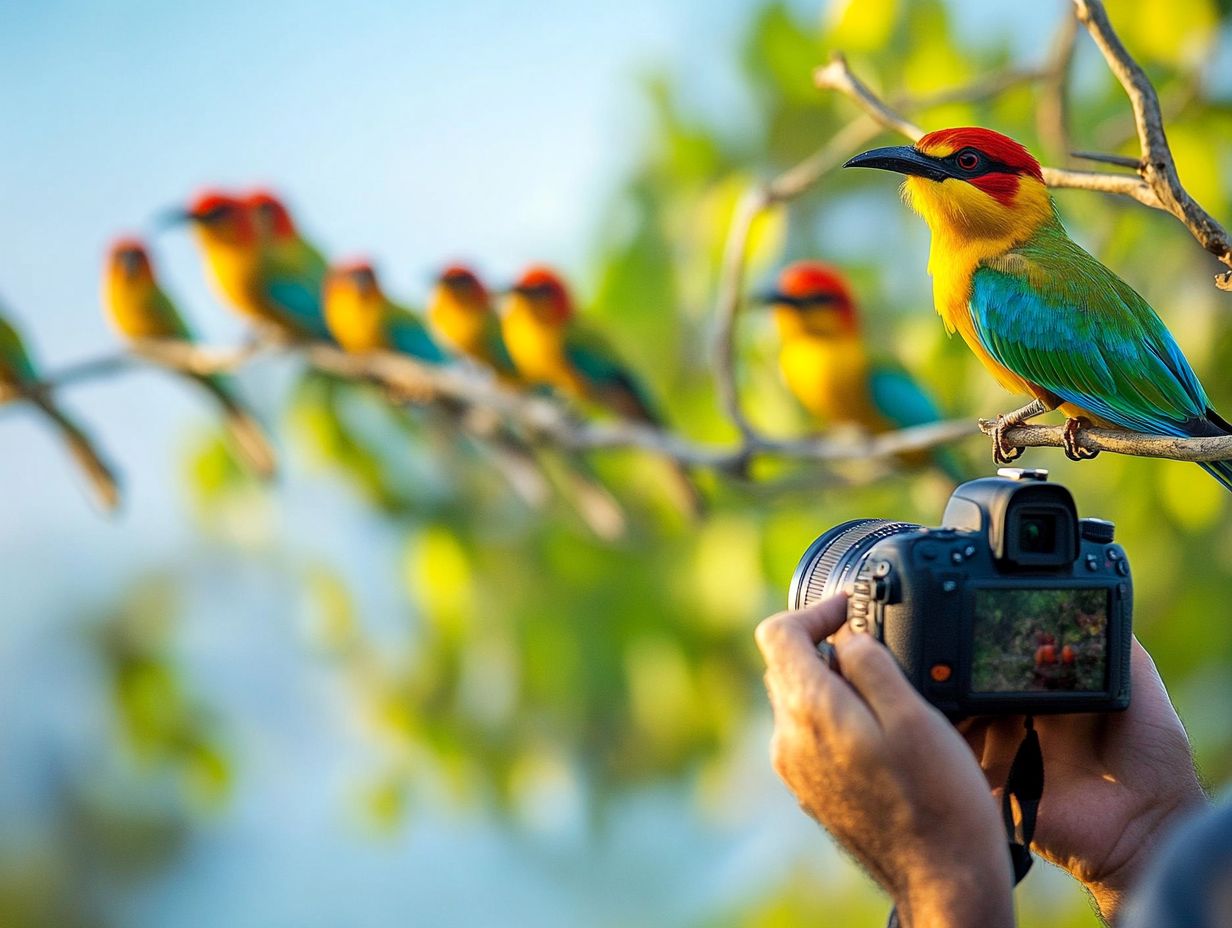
[1062, 417, 1099, 461]
[979, 415, 1024, 465]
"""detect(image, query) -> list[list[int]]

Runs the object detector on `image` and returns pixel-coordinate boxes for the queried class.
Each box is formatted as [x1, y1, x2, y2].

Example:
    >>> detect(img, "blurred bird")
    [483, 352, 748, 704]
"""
[323, 261, 448, 364]
[501, 266, 704, 516]
[0, 309, 120, 510]
[759, 260, 963, 482]
[102, 238, 277, 478]
[846, 127, 1232, 489]
[324, 260, 555, 508]
[427, 265, 517, 379]
[429, 263, 628, 537]
[244, 189, 328, 288]
[164, 190, 333, 342]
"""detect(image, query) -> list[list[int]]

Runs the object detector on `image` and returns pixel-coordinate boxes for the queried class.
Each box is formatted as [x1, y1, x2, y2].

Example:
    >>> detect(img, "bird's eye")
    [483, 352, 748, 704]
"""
[956, 149, 981, 171]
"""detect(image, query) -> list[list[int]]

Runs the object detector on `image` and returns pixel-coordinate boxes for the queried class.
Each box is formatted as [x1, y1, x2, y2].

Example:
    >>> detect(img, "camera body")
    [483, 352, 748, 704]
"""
[789, 470, 1132, 717]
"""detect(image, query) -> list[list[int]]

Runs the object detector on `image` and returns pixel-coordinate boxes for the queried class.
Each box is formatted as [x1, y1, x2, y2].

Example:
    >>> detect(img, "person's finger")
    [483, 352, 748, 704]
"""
[832, 632, 919, 726]
[755, 596, 847, 668]
[756, 597, 850, 719]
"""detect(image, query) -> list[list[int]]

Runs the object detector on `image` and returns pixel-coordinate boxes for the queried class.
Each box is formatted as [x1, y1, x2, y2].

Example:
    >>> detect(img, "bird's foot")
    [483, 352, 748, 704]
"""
[978, 414, 1025, 465]
[1062, 417, 1099, 461]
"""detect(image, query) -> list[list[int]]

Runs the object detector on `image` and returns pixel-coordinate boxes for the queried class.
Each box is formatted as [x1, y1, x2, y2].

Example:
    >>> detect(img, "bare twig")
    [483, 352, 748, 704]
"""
[1073, 0, 1232, 287]
[1070, 150, 1142, 170]
[1037, 8, 1080, 160]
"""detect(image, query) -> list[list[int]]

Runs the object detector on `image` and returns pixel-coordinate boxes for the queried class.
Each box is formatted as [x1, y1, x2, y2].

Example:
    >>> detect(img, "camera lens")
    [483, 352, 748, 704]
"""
[789, 520, 922, 609]
[1018, 512, 1057, 554]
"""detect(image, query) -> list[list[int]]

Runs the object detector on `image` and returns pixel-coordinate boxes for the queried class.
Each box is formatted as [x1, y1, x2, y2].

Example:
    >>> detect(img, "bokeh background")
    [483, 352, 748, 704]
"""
[3, 1, 1232, 925]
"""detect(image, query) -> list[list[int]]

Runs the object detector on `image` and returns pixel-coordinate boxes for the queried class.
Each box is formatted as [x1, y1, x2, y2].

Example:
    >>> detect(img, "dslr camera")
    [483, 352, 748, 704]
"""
[789, 469, 1131, 716]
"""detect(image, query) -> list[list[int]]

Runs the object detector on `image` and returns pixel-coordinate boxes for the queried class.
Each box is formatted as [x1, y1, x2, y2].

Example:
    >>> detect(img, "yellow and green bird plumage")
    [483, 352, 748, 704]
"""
[0, 307, 120, 510]
[427, 264, 518, 380]
[847, 126, 1232, 489]
[323, 261, 449, 363]
[102, 238, 276, 478]
[763, 260, 964, 482]
[170, 190, 333, 342]
[500, 265, 705, 516]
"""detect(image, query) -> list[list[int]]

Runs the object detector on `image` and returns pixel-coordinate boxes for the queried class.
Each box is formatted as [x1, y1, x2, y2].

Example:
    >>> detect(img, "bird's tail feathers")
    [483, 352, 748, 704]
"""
[195, 375, 278, 479]
[33, 394, 121, 512]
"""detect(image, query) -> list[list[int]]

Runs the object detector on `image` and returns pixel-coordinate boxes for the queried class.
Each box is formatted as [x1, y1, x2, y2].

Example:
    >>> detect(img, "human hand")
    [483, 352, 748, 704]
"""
[756, 596, 1014, 928]
[960, 639, 1208, 924]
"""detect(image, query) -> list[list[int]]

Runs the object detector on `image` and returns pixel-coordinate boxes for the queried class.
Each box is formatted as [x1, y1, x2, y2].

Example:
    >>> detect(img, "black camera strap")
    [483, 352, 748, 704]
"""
[1003, 715, 1044, 882]
[886, 716, 1043, 928]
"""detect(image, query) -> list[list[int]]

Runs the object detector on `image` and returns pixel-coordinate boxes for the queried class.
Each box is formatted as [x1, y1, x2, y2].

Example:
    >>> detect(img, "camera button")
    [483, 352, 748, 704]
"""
[873, 561, 892, 578]
[963, 544, 976, 558]
[941, 579, 958, 593]
[1116, 560, 1130, 577]
[930, 663, 953, 683]
[1086, 554, 1100, 571]
[950, 550, 964, 564]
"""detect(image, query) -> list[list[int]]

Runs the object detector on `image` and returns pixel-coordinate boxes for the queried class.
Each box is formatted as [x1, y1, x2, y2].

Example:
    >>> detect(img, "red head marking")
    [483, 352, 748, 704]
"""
[515, 265, 573, 323]
[438, 263, 490, 303]
[776, 260, 858, 330]
[108, 237, 153, 279]
[244, 190, 297, 239]
[330, 259, 379, 296]
[187, 190, 256, 243]
[916, 127, 1043, 207]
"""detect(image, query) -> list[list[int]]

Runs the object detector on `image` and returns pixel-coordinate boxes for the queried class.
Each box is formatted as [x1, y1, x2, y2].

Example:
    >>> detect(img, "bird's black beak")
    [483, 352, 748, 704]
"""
[753, 291, 838, 309]
[155, 207, 193, 230]
[844, 145, 951, 182]
[505, 284, 532, 297]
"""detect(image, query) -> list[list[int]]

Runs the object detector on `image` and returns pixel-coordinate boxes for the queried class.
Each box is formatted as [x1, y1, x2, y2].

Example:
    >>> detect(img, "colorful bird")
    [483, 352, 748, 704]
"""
[323, 261, 448, 363]
[102, 238, 277, 478]
[165, 190, 333, 342]
[846, 127, 1232, 488]
[759, 260, 963, 481]
[500, 265, 704, 516]
[427, 265, 517, 379]
[244, 189, 328, 289]
[0, 309, 120, 510]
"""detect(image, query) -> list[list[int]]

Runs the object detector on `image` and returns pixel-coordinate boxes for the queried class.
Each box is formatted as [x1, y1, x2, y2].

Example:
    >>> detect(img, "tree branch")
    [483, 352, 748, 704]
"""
[987, 421, 1232, 463]
[1072, 0, 1232, 287]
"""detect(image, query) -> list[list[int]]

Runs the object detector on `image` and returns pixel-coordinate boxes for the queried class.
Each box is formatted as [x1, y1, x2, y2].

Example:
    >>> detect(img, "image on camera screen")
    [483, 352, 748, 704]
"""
[971, 588, 1108, 694]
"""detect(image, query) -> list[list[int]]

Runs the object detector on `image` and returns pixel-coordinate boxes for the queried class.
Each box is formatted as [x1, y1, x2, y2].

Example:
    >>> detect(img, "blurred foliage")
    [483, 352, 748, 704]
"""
[9, 1, 1232, 926]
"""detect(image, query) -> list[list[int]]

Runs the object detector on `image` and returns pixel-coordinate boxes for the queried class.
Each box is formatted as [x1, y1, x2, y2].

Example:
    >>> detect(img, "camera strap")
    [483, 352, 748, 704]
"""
[1003, 715, 1044, 883]
[886, 716, 1044, 928]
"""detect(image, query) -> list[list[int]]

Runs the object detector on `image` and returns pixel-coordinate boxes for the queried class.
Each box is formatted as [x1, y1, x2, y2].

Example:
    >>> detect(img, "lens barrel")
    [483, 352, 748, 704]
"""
[789, 519, 922, 609]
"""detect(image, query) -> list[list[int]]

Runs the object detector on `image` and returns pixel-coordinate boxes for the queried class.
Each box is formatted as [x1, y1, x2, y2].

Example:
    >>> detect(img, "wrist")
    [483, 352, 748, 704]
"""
[1085, 788, 1210, 924]
[899, 848, 1015, 928]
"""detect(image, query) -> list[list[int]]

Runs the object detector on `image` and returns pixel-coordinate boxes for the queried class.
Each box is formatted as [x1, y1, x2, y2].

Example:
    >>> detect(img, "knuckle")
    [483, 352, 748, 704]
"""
[754, 613, 790, 654]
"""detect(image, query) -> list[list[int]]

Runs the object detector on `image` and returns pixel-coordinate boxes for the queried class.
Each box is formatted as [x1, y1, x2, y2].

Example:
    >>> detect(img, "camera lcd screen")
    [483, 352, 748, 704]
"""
[971, 588, 1108, 694]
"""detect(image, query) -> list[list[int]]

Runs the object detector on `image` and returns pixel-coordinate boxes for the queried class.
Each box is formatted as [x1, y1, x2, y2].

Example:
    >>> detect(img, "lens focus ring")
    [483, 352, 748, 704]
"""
[790, 520, 922, 610]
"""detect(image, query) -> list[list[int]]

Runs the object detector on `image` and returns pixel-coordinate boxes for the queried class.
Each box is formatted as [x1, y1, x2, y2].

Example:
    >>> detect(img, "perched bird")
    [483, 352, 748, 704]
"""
[323, 261, 448, 364]
[760, 260, 963, 481]
[102, 238, 277, 478]
[324, 260, 559, 509]
[427, 265, 517, 378]
[846, 127, 1232, 489]
[501, 265, 704, 516]
[0, 309, 120, 510]
[429, 263, 628, 537]
[164, 190, 333, 342]
[244, 190, 328, 288]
